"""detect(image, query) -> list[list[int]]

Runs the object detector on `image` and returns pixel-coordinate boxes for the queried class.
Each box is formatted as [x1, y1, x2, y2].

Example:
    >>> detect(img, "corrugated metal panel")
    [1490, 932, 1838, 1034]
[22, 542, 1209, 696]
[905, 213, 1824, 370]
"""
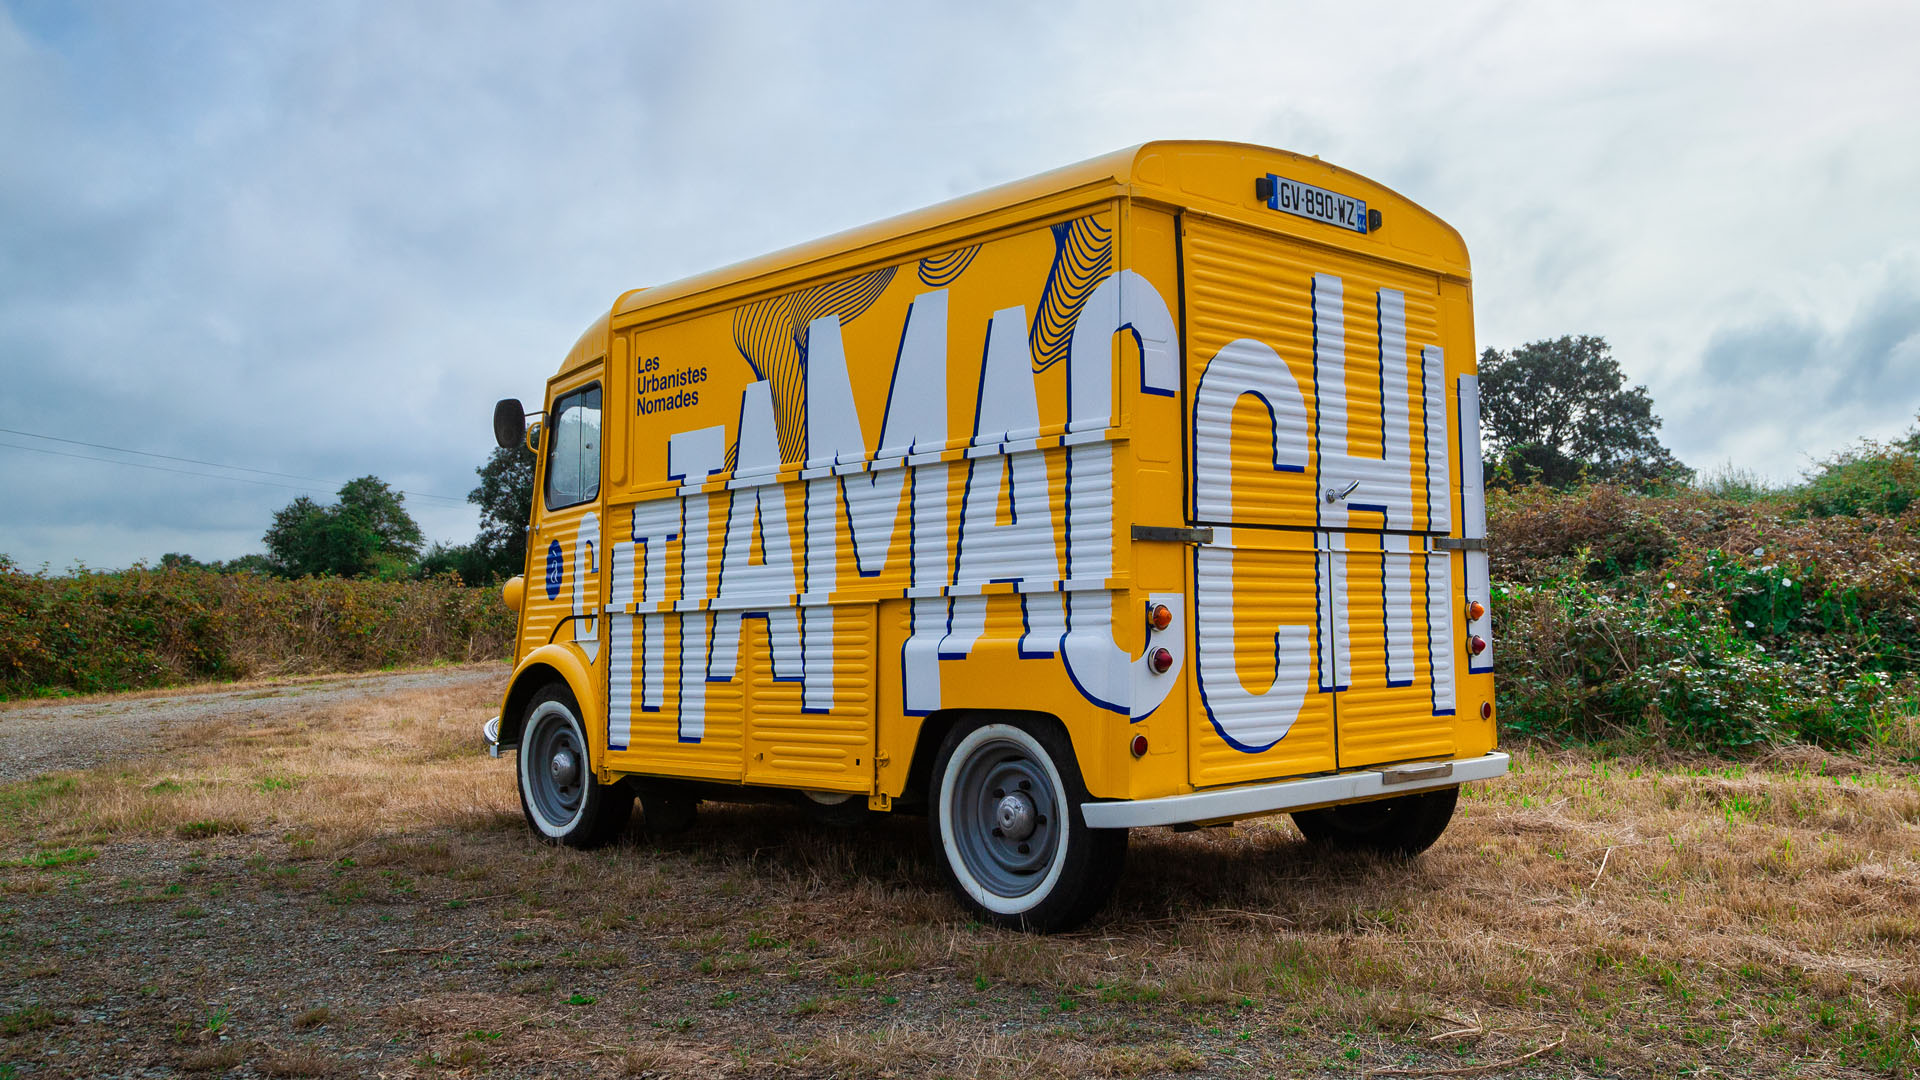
[1182, 218, 1449, 532]
[951, 445, 1067, 590]
[520, 510, 591, 661]
[1180, 216, 1466, 784]
[1189, 532, 1337, 787]
[1335, 533, 1456, 767]
[745, 604, 875, 791]
[1457, 375, 1493, 673]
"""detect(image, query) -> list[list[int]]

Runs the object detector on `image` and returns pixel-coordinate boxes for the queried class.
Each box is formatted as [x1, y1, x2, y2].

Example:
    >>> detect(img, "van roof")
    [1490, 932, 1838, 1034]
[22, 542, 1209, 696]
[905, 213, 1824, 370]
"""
[560, 141, 1467, 375]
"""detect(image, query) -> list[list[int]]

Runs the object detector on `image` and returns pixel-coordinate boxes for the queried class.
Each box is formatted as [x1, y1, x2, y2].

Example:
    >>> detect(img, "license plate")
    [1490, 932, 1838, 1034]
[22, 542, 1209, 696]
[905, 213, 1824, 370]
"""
[1264, 174, 1369, 234]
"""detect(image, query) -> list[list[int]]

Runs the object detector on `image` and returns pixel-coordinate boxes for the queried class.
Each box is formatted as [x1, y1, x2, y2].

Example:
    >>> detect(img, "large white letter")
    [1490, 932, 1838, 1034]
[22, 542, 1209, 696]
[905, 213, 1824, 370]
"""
[1057, 272, 1182, 716]
[711, 381, 801, 683]
[667, 425, 725, 743]
[1194, 546, 1311, 751]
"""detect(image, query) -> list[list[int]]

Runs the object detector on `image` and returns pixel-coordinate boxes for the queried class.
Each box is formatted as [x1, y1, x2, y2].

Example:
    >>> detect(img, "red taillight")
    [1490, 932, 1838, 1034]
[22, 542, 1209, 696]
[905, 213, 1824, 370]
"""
[1148, 647, 1174, 674]
[1465, 599, 1486, 622]
[1130, 733, 1149, 758]
[1469, 635, 1488, 657]
[1147, 603, 1173, 632]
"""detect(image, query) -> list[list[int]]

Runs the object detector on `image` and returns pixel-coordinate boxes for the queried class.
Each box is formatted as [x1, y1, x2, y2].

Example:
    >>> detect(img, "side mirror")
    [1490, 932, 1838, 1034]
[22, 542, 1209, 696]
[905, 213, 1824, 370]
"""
[492, 398, 526, 450]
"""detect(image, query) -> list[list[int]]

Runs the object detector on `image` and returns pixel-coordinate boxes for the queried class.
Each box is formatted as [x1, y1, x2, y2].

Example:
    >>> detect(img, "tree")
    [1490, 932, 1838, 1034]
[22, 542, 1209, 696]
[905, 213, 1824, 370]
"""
[335, 476, 424, 563]
[415, 540, 495, 583]
[1478, 335, 1689, 488]
[467, 443, 536, 582]
[263, 477, 423, 578]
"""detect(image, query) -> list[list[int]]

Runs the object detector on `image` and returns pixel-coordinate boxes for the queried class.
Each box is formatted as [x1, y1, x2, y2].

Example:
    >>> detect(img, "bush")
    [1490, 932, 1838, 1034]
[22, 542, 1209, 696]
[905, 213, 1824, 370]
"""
[1493, 483, 1920, 754]
[0, 558, 514, 698]
[1796, 437, 1920, 519]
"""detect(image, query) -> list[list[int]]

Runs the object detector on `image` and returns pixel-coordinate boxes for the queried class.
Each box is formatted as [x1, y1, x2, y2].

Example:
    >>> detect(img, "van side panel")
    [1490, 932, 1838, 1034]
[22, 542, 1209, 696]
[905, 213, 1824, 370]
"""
[592, 204, 1189, 800]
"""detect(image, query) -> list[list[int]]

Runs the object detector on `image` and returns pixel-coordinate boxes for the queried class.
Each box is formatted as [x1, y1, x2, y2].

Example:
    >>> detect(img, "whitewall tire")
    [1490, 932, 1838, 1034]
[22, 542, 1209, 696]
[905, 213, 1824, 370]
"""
[928, 717, 1126, 932]
[515, 684, 633, 849]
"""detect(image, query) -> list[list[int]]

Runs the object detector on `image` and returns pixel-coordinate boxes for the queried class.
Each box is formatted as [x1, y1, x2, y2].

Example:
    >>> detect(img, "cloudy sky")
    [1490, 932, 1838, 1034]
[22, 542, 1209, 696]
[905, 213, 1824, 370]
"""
[2, 0, 1916, 570]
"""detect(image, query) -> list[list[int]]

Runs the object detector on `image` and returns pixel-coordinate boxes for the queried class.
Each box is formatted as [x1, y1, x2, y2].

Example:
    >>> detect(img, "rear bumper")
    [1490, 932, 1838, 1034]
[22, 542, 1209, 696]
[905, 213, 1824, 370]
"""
[1081, 751, 1510, 829]
[483, 716, 506, 758]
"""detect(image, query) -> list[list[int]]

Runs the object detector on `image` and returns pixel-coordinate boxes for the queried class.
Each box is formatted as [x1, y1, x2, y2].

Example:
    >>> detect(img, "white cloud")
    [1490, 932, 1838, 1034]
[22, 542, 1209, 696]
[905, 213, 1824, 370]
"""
[1, 0, 1915, 567]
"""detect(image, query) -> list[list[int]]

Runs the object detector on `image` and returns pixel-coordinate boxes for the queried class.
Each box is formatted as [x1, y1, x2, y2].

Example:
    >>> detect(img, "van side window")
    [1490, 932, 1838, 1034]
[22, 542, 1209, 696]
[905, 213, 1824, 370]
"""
[544, 384, 601, 510]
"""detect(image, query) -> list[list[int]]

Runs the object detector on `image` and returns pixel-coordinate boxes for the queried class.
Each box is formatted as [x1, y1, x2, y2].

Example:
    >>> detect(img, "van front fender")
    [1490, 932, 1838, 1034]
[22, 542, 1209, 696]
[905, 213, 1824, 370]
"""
[496, 644, 602, 764]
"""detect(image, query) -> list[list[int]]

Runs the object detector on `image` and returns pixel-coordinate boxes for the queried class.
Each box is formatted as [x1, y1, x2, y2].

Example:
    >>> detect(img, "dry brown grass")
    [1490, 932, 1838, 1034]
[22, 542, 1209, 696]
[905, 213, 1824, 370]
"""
[2, 682, 1918, 1077]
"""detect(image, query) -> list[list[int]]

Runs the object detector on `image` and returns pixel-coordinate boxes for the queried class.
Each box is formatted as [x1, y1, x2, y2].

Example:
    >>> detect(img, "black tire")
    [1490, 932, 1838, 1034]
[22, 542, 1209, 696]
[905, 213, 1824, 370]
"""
[1292, 786, 1458, 857]
[801, 792, 870, 830]
[636, 783, 699, 836]
[515, 684, 633, 849]
[928, 716, 1126, 932]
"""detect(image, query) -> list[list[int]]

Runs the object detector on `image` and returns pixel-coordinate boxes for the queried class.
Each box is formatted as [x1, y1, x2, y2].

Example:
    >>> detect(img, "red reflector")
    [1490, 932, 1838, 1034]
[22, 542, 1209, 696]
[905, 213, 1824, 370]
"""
[1148, 647, 1174, 674]
[1130, 733, 1149, 758]
[1469, 635, 1488, 656]
[1480, 701, 1494, 721]
[1465, 600, 1486, 622]
[1148, 603, 1173, 632]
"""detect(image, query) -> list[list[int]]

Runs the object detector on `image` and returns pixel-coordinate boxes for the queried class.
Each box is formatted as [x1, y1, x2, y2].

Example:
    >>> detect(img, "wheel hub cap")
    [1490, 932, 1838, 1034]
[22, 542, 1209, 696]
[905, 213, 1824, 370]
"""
[549, 749, 579, 788]
[995, 792, 1037, 840]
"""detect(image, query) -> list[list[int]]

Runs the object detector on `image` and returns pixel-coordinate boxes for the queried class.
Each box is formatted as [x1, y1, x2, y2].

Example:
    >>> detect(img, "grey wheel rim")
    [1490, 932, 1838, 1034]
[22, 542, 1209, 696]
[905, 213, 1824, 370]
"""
[525, 705, 585, 827]
[949, 735, 1061, 899]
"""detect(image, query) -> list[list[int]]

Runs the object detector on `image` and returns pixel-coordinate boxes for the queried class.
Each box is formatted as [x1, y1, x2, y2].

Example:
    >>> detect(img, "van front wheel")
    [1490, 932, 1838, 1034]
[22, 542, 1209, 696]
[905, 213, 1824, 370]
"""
[1291, 786, 1458, 857]
[928, 719, 1125, 932]
[516, 684, 633, 848]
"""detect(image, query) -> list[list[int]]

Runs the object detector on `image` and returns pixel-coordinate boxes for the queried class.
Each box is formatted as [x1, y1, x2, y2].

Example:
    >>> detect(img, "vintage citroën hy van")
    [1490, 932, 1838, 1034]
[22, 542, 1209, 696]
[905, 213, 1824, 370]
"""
[485, 142, 1504, 931]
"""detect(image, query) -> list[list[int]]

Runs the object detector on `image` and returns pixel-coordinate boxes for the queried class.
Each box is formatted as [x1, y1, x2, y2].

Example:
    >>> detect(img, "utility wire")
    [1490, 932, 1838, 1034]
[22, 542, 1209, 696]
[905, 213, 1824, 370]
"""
[0, 426, 467, 503]
[0, 440, 338, 495]
[0, 426, 333, 483]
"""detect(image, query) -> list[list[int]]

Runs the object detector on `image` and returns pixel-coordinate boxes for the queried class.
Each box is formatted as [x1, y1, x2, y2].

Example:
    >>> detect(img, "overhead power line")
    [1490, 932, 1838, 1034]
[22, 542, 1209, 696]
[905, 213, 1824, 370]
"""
[0, 426, 467, 504]
[0, 440, 336, 495]
[0, 426, 332, 483]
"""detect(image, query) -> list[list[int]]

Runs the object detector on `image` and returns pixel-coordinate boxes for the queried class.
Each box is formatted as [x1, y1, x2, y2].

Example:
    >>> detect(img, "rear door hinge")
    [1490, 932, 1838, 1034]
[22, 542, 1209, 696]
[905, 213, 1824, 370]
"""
[1132, 524, 1215, 544]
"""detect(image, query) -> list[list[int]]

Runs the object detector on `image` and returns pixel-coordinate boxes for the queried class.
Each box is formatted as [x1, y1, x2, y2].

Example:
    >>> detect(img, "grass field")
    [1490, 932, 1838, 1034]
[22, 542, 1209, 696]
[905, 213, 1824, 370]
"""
[1, 679, 1917, 1078]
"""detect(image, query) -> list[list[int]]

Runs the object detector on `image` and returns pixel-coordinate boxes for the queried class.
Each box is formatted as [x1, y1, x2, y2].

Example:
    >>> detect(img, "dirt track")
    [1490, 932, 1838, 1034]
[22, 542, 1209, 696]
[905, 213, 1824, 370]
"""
[0, 664, 504, 783]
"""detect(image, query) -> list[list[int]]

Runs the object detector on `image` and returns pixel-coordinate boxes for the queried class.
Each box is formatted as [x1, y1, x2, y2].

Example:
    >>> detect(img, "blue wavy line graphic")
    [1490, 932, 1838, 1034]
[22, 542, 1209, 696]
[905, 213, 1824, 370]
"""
[1030, 216, 1113, 374]
[732, 266, 898, 464]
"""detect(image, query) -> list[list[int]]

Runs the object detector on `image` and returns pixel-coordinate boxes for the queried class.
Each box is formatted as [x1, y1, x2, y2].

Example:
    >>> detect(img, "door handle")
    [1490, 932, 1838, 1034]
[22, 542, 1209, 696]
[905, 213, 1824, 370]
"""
[1324, 480, 1360, 504]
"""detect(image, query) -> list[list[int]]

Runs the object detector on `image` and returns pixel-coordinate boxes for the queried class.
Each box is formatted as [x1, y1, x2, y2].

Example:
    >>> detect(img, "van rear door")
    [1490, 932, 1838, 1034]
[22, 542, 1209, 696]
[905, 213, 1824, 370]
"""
[1180, 216, 1459, 786]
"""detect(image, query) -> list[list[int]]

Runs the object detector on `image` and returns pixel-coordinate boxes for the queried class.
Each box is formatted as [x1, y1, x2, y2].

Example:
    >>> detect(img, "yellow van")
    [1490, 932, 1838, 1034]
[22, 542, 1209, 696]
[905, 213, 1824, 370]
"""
[486, 141, 1504, 931]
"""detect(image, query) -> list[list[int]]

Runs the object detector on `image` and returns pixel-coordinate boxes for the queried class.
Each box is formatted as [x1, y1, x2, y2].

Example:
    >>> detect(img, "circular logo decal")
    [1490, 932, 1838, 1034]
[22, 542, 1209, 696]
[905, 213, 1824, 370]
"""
[544, 539, 564, 599]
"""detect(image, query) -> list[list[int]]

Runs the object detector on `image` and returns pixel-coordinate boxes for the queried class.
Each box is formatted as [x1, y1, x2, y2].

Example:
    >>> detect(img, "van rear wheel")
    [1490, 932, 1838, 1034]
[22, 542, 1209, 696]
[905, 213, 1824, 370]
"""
[1292, 786, 1458, 857]
[929, 718, 1125, 932]
[516, 684, 633, 848]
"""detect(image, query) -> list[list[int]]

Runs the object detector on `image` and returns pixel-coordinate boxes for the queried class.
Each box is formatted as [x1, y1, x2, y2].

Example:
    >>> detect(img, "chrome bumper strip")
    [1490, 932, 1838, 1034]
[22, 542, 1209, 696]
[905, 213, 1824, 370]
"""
[1081, 752, 1510, 829]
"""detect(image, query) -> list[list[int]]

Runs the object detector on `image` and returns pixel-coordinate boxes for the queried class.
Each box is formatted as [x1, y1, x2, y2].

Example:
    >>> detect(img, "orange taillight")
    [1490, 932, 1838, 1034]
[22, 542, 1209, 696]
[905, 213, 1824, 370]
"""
[1148, 603, 1173, 632]
[1465, 599, 1486, 622]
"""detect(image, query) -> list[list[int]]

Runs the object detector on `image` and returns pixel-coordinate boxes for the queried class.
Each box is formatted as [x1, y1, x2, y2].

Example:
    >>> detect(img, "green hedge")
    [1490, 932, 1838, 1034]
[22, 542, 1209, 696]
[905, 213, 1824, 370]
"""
[1490, 484, 1920, 754]
[0, 560, 514, 697]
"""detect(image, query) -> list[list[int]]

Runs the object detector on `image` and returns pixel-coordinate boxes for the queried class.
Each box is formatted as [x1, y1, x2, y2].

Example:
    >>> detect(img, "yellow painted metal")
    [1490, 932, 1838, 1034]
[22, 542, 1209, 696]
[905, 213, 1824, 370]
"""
[1187, 526, 1338, 787]
[1336, 531, 1456, 768]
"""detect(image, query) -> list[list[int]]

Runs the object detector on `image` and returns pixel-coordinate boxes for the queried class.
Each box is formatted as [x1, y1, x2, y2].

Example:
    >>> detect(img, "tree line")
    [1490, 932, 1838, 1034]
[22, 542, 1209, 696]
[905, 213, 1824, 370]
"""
[163, 443, 535, 583]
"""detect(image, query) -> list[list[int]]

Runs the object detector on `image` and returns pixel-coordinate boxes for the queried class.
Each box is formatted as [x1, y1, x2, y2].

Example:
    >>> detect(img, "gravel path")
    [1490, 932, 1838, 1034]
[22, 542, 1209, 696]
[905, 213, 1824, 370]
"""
[0, 664, 504, 782]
